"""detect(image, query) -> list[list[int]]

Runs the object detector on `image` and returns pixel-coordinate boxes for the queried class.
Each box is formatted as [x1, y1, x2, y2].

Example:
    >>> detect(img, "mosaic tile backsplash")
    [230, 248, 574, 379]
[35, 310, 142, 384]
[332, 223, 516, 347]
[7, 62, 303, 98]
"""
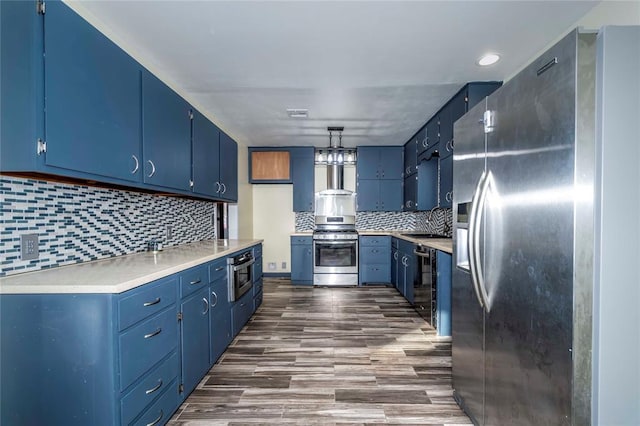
[295, 208, 452, 235]
[0, 177, 217, 276]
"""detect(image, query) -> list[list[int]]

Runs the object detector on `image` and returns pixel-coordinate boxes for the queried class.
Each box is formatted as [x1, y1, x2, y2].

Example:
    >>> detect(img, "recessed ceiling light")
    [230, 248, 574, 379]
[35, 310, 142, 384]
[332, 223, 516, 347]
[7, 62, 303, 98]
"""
[286, 108, 308, 118]
[477, 53, 500, 66]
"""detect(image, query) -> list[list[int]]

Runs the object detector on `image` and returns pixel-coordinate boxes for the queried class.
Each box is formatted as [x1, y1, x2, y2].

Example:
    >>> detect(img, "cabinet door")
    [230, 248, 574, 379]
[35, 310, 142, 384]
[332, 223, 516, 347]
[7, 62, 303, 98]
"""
[45, 1, 142, 182]
[142, 71, 192, 191]
[416, 160, 438, 211]
[379, 179, 403, 212]
[403, 139, 417, 176]
[403, 175, 417, 211]
[416, 126, 429, 157]
[291, 242, 313, 284]
[378, 147, 404, 180]
[210, 277, 231, 364]
[291, 147, 315, 212]
[180, 287, 211, 397]
[192, 110, 220, 197]
[425, 118, 439, 152]
[391, 247, 398, 288]
[219, 132, 238, 201]
[356, 147, 380, 180]
[440, 155, 453, 208]
[356, 179, 380, 211]
[439, 103, 453, 159]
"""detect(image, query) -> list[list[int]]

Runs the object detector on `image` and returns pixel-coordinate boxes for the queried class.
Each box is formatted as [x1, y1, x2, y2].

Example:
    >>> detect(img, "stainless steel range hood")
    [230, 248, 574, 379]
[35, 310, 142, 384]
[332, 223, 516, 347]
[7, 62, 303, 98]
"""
[317, 126, 354, 191]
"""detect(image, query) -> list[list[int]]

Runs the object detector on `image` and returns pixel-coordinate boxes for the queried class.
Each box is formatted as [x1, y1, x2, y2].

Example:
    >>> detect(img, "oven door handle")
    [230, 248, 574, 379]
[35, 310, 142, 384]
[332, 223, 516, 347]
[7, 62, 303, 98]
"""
[413, 249, 431, 258]
[231, 258, 255, 272]
[314, 241, 356, 245]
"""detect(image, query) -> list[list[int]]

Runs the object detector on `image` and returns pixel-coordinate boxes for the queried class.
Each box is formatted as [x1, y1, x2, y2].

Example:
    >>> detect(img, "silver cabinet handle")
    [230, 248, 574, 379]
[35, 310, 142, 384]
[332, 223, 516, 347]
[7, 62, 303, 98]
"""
[145, 379, 163, 395]
[147, 160, 156, 178]
[190, 278, 202, 285]
[131, 155, 139, 174]
[240, 302, 246, 307]
[445, 192, 452, 202]
[215, 266, 224, 272]
[221, 183, 227, 194]
[211, 291, 218, 308]
[143, 297, 160, 307]
[146, 410, 163, 426]
[202, 297, 209, 315]
[215, 182, 221, 193]
[422, 138, 428, 148]
[393, 251, 398, 260]
[144, 328, 162, 339]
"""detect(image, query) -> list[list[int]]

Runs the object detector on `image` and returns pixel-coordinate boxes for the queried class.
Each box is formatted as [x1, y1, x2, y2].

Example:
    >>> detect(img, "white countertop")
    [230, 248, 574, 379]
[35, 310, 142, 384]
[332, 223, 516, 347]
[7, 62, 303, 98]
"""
[0, 239, 263, 295]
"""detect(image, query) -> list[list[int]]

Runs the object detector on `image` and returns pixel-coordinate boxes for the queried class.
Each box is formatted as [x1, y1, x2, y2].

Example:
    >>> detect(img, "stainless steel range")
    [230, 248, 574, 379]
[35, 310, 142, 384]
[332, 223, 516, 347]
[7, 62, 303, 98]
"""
[313, 230, 358, 286]
[312, 127, 359, 286]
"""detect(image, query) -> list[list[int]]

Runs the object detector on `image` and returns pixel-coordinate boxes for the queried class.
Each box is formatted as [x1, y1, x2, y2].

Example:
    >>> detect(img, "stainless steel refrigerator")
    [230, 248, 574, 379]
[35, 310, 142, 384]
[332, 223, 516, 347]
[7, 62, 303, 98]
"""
[452, 29, 596, 425]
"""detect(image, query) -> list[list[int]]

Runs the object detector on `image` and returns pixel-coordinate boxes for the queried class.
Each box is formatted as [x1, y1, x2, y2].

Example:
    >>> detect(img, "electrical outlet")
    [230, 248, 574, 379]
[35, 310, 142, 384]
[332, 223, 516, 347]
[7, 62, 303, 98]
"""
[166, 225, 173, 240]
[268, 262, 276, 270]
[21, 234, 39, 261]
[281, 262, 287, 269]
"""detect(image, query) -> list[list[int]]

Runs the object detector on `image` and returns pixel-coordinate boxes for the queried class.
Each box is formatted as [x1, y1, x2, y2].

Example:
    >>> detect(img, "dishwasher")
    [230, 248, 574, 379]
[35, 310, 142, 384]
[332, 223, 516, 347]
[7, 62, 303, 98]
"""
[414, 244, 437, 328]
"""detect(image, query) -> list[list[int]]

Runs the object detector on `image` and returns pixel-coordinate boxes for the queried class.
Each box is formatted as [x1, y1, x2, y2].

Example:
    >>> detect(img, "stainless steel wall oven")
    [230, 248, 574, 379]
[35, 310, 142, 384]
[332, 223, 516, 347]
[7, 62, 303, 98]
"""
[227, 250, 254, 302]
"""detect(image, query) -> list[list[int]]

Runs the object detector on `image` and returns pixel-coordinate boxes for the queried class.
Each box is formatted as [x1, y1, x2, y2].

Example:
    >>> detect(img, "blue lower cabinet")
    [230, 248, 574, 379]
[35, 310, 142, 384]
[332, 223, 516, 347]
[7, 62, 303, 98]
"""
[231, 289, 254, 337]
[436, 251, 452, 337]
[0, 294, 119, 425]
[360, 264, 391, 284]
[121, 352, 179, 426]
[210, 276, 231, 365]
[359, 236, 391, 285]
[254, 290, 264, 311]
[179, 286, 211, 398]
[291, 236, 313, 285]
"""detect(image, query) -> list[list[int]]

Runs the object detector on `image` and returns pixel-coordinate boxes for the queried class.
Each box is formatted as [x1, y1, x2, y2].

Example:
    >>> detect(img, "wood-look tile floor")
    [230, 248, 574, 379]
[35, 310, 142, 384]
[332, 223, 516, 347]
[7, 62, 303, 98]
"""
[168, 278, 472, 425]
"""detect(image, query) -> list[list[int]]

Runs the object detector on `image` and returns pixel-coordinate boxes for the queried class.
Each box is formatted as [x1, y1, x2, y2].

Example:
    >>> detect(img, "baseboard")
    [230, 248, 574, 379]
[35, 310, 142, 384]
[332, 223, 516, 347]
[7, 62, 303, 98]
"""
[263, 272, 291, 278]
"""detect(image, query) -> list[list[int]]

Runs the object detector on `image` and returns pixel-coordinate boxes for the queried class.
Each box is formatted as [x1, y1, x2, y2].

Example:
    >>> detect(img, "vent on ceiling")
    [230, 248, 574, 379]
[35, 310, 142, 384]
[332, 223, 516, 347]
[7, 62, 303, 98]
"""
[286, 108, 308, 118]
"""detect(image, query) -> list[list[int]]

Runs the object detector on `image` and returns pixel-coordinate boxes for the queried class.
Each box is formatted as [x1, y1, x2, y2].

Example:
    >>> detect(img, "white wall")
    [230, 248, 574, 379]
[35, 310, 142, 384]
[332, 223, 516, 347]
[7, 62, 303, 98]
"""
[230, 143, 253, 239]
[252, 184, 295, 273]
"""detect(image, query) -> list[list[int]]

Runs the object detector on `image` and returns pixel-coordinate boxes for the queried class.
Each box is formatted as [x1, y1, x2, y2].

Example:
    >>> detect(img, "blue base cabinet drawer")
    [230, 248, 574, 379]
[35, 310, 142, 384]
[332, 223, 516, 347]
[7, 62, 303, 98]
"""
[254, 291, 263, 311]
[131, 378, 178, 426]
[119, 307, 178, 391]
[231, 290, 253, 337]
[360, 264, 391, 284]
[209, 258, 227, 283]
[119, 277, 177, 331]
[121, 352, 179, 425]
[180, 264, 208, 298]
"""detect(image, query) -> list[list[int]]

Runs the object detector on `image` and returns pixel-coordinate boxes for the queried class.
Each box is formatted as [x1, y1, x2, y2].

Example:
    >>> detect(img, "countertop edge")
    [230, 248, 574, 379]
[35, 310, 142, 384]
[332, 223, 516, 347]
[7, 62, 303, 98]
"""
[0, 239, 263, 295]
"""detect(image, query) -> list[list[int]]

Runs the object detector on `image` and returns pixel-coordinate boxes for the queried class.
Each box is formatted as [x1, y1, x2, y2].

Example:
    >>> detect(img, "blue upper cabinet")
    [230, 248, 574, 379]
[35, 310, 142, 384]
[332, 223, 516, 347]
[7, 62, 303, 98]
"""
[357, 146, 403, 180]
[291, 147, 315, 212]
[142, 71, 192, 192]
[403, 138, 418, 177]
[219, 131, 238, 202]
[356, 146, 403, 212]
[44, 1, 142, 182]
[192, 113, 238, 202]
[356, 147, 380, 180]
[192, 110, 221, 197]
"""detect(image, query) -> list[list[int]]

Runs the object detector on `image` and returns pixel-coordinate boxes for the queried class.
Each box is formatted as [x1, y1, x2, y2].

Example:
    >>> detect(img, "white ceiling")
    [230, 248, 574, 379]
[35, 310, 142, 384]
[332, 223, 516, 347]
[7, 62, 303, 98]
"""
[68, 1, 600, 148]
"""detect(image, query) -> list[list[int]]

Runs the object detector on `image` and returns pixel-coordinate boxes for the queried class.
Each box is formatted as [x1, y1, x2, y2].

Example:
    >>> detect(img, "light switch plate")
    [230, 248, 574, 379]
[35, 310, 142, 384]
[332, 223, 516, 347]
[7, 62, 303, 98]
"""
[21, 234, 39, 261]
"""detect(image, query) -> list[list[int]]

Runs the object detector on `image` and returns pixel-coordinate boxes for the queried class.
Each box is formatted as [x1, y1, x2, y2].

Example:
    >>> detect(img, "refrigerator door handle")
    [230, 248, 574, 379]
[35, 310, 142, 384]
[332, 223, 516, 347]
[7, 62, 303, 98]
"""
[474, 170, 493, 312]
[467, 171, 487, 309]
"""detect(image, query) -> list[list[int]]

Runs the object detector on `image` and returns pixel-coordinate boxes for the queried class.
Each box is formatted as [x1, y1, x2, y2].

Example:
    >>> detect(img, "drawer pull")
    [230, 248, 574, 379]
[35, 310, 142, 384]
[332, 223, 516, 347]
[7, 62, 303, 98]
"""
[144, 328, 162, 339]
[143, 297, 161, 307]
[145, 379, 163, 395]
[215, 266, 224, 271]
[146, 410, 163, 426]
[190, 278, 202, 285]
